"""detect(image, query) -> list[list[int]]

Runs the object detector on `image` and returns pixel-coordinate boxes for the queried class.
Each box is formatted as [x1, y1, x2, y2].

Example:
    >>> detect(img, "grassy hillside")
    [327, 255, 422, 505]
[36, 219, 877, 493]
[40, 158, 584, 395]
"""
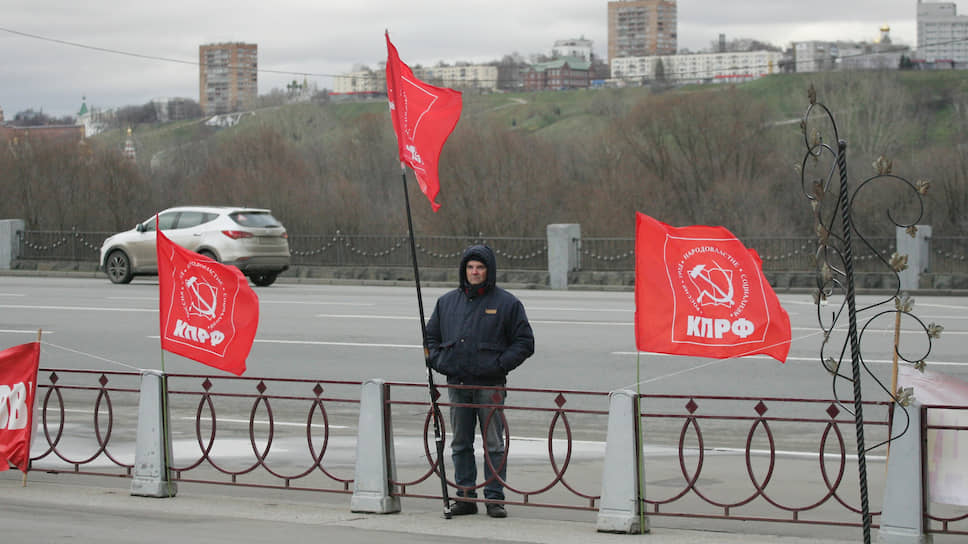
[28, 69, 955, 238]
[98, 70, 964, 161]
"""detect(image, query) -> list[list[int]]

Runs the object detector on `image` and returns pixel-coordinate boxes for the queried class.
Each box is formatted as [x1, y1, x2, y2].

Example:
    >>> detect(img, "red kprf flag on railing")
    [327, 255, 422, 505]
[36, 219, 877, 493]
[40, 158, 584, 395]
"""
[157, 223, 258, 376]
[0, 342, 40, 473]
[385, 31, 463, 212]
[634, 212, 791, 363]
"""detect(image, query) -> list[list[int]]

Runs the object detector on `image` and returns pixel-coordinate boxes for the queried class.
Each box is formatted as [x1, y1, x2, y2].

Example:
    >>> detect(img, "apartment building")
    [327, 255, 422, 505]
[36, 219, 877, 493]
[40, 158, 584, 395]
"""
[415, 64, 499, 91]
[331, 67, 384, 96]
[917, 0, 968, 64]
[607, 0, 677, 60]
[611, 50, 782, 83]
[794, 33, 910, 73]
[334, 63, 500, 95]
[199, 43, 258, 115]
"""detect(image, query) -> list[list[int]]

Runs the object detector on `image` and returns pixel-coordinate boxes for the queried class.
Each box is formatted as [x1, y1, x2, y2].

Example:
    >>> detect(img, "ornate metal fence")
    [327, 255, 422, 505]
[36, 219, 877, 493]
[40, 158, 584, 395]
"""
[636, 394, 892, 527]
[23, 368, 968, 537]
[17, 228, 924, 274]
[17, 229, 113, 262]
[289, 233, 548, 269]
[385, 382, 611, 511]
[29, 369, 142, 477]
[931, 237, 968, 275]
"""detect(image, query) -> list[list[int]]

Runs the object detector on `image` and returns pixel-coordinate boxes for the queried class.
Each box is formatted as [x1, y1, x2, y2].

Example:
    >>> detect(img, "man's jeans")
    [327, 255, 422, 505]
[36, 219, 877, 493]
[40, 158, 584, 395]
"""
[448, 386, 507, 501]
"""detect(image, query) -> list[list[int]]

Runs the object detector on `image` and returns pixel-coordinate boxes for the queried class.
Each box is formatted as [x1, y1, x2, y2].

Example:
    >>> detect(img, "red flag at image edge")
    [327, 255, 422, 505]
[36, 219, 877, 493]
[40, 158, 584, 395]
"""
[0, 342, 41, 473]
[157, 222, 258, 376]
[634, 212, 791, 363]
[385, 31, 463, 212]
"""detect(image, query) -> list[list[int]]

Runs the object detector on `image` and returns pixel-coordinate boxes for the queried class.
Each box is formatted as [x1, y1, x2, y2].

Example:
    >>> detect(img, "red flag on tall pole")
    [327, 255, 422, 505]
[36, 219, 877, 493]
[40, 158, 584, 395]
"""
[385, 31, 463, 212]
[157, 223, 258, 376]
[0, 342, 40, 473]
[634, 212, 791, 363]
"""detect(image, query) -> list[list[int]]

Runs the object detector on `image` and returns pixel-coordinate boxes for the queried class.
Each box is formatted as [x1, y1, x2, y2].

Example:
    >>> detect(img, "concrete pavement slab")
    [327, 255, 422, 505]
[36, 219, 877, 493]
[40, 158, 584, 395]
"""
[0, 474, 857, 544]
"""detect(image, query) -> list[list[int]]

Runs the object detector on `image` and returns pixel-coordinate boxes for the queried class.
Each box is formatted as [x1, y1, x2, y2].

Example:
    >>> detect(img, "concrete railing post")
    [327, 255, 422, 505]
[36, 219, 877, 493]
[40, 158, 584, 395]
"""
[130, 370, 177, 497]
[547, 223, 581, 289]
[0, 219, 25, 269]
[897, 225, 931, 291]
[879, 401, 932, 544]
[351, 378, 401, 513]
[597, 389, 648, 534]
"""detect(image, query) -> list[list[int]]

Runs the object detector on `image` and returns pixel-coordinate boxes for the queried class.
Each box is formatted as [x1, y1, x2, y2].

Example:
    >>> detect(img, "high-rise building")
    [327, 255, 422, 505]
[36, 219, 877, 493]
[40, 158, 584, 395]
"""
[199, 43, 258, 115]
[917, 1, 968, 64]
[607, 0, 677, 61]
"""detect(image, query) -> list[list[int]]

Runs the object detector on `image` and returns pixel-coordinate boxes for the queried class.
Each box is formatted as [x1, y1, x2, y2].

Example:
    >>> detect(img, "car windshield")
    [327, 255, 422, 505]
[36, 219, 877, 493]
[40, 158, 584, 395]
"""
[230, 211, 280, 228]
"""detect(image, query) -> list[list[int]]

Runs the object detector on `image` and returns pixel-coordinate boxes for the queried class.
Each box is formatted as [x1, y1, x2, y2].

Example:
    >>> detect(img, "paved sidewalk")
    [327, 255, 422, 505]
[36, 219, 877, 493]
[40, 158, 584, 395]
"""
[0, 475, 857, 544]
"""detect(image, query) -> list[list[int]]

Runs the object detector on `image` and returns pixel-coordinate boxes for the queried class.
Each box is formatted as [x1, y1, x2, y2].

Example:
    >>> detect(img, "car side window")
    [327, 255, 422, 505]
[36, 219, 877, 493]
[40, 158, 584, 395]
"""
[175, 211, 206, 229]
[158, 213, 178, 230]
[143, 212, 178, 232]
[230, 212, 280, 227]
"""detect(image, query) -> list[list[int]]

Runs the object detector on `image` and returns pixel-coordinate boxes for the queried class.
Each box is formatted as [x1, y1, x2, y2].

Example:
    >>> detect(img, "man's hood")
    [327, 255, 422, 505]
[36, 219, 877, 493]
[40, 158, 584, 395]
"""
[459, 244, 497, 296]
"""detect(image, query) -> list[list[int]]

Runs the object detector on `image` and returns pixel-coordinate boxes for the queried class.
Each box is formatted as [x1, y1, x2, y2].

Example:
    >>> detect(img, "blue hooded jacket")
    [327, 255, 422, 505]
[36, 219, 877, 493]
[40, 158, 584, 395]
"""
[425, 245, 535, 385]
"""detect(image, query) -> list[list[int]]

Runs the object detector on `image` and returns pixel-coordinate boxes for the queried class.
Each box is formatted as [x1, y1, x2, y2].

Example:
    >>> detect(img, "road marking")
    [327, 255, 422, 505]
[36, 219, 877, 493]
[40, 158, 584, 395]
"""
[912, 302, 968, 310]
[263, 300, 376, 306]
[0, 304, 155, 312]
[526, 306, 631, 312]
[185, 416, 349, 430]
[316, 313, 414, 320]
[0, 293, 25, 297]
[0, 329, 55, 334]
[148, 336, 421, 349]
[791, 326, 967, 335]
[313, 314, 966, 332]
[611, 352, 968, 366]
[314, 313, 637, 326]
[257, 339, 420, 349]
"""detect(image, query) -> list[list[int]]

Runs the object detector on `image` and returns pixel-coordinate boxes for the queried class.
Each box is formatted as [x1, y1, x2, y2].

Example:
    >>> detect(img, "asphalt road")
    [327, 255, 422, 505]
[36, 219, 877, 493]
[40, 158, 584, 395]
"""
[1, 275, 965, 399]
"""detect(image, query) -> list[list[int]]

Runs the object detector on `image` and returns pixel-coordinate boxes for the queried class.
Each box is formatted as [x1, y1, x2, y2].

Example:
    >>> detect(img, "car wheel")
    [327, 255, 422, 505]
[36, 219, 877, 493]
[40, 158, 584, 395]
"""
[198, 250, 218, 261]
[106, 250, 133, 284]
[251, 272, 278, 287]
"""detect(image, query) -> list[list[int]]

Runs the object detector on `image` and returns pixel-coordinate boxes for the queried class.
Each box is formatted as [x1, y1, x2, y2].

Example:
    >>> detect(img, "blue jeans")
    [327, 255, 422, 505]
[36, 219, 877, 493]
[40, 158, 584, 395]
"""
[448, 386, 507, 501]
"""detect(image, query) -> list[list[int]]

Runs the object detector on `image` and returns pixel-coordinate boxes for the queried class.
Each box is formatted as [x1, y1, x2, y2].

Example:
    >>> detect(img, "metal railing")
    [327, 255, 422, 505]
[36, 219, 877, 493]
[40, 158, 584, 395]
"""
[17, 229, 113, 263]
[26, 367, 968, 537]
[385, 382, 610, 511]
[289, 233, 547, 269]
[16, 228, 928, 274]
[931, 237, 968, 275]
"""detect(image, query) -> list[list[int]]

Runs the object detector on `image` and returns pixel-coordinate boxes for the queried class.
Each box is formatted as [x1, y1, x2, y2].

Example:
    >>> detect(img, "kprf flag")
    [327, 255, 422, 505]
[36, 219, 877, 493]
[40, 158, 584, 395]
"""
[635, 212, 791, 363]
[0, 342, 40, 473]
[157, 224, 258, 376]
[385, 31, 463, 212]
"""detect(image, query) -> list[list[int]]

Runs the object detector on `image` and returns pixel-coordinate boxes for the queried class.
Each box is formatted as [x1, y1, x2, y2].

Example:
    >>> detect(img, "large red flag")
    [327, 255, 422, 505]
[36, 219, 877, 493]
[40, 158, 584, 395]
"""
[0, 342, 40, 473]
[385, 31, 463, 212]
[635, 212, 791, 362]
[157, 225, 258, 376]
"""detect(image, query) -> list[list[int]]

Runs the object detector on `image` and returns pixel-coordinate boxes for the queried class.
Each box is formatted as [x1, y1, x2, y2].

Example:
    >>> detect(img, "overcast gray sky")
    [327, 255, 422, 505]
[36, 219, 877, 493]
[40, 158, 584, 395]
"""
[1, 0, 922, 118]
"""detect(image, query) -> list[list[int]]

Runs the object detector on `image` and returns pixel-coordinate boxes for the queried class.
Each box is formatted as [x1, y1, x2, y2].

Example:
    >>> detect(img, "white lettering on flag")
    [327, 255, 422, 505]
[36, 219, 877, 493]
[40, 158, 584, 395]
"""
[0, 382, 29, 430]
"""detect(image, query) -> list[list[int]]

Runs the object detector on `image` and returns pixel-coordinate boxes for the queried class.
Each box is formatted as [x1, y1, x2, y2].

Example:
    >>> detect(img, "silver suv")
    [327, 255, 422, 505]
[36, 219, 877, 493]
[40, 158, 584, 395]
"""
[99, 206, 290, 286]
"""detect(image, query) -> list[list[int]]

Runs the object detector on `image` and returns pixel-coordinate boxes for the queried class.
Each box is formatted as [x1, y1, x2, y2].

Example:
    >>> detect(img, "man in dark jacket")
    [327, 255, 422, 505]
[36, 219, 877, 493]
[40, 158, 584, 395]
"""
[425, 245, 535, 518]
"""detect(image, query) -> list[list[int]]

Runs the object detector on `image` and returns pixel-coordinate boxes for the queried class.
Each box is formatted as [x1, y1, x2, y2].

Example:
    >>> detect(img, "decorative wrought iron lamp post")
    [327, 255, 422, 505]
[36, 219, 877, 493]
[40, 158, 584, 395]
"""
[799, 85, 941, 544]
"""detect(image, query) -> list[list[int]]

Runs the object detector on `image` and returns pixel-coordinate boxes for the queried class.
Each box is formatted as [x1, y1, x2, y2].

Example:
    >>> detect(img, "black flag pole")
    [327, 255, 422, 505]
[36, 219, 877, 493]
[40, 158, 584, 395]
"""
[399, 164, 453, 519]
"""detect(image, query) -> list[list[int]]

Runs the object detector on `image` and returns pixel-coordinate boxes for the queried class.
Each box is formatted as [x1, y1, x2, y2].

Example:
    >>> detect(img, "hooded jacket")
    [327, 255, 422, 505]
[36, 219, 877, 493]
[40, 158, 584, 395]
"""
[425, 245, 535, 385]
